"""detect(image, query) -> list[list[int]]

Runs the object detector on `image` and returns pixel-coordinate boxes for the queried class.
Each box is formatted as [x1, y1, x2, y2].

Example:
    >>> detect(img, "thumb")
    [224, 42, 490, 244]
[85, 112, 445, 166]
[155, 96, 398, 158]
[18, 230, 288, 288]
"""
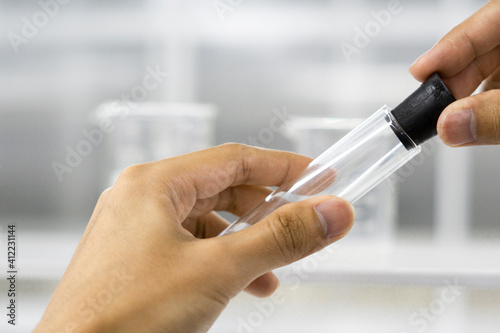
[226, 196, 354, 279]
[437, 90, 500, 147]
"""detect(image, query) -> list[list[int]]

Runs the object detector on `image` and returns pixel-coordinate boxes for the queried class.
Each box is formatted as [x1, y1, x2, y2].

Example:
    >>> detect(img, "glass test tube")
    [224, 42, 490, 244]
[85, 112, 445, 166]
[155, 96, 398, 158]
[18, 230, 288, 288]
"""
[221, 106, 419, 234]
[220, 73, 456, 236]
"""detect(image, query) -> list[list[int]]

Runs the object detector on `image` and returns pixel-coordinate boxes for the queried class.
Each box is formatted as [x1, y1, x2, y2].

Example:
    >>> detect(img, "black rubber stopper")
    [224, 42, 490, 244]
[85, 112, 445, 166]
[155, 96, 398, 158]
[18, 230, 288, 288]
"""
[390, 73, 456, 149]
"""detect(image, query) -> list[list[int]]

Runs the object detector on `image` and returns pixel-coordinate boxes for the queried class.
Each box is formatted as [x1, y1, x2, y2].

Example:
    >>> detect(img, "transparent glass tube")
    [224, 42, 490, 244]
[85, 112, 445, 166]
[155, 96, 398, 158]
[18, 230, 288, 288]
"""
[220, 106, 421, 235]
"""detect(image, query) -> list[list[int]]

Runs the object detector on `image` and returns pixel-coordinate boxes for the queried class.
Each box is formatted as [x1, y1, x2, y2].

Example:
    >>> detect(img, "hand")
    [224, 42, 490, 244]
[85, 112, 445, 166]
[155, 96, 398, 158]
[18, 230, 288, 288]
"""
[410, 0, 500, 147]
[35, 144, 354, 333]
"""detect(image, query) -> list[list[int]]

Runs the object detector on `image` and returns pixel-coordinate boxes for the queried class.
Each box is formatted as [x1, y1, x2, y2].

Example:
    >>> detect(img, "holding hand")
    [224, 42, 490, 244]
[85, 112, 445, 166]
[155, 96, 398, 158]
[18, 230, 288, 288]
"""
[410, 0, 500, 147]
[36, 144, 354, 333]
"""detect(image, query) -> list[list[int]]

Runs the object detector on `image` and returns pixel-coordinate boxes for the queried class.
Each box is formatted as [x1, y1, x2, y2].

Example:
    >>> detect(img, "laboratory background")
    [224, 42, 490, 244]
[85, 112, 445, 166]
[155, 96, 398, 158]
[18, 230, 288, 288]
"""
[1, 0, 500, 332]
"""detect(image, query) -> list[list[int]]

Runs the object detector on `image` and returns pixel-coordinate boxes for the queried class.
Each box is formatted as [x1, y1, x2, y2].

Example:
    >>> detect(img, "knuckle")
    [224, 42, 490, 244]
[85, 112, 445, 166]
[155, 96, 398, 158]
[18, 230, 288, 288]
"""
[219, 143, 255, 183]
[268, 208, 310, 264]
[98, 187, 112, 201]
[220, 142, 256, 160]
[220, 142, 249, 154]
[118, 163, 149, 181]
[220, 187, 239, 213]
[115, 163, 159, 194]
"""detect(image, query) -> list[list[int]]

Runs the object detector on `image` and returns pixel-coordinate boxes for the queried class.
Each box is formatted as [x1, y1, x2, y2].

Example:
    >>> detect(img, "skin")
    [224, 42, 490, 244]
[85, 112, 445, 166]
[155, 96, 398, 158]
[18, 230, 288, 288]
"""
[35, 144, 354, 333]
[410, 0, 500, 147]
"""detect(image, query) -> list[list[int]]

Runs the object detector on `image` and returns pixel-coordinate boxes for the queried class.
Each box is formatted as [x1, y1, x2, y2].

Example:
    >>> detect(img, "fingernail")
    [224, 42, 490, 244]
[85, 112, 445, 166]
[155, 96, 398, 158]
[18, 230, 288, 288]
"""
[314, 198, 354, 239]
[440, 109, 477, 146]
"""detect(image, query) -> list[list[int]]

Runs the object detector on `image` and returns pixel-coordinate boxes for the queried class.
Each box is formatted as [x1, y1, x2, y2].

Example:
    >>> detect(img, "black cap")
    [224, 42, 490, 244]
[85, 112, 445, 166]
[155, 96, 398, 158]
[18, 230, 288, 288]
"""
[390, 73, 456, 148]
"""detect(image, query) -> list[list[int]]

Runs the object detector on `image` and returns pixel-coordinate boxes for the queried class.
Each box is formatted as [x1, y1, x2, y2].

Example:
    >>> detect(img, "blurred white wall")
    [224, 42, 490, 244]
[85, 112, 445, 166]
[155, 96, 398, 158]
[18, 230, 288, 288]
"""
[1, 0, 497, 236]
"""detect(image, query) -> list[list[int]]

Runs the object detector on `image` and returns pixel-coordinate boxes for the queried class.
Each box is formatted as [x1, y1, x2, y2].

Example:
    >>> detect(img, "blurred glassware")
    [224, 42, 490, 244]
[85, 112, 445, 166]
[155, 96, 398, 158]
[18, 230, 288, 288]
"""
[95, 102, 217, 188]
[285, 116, 397, 243]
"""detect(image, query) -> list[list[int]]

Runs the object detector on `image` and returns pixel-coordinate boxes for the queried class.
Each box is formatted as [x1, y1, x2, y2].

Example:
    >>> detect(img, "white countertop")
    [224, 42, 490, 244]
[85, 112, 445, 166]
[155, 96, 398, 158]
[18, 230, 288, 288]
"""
[14, 231, 500, 288]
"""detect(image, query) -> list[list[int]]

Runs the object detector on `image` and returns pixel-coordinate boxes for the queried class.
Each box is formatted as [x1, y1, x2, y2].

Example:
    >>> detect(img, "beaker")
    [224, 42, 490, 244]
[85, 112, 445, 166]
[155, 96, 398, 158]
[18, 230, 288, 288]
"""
[95, 102, 217, 187]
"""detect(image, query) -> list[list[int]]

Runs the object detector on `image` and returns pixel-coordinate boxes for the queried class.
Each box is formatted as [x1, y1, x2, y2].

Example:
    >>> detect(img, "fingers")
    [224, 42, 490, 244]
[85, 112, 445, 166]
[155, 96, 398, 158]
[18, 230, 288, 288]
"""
[158, 143, 311, 196]
[147, 144, 312, 221]
[483, 66, 500, 91]
[183, 211, 281, 298]
[223, 196, 354, 280]
[410, 1, 500, 97]
[409, 2, 500, 148]
[183, 212, 230, 239]
[440, 45, 500, 98]
[243, 272, 279, 298]
[188, 185, 272, 218]
[437, 89, 500, 146]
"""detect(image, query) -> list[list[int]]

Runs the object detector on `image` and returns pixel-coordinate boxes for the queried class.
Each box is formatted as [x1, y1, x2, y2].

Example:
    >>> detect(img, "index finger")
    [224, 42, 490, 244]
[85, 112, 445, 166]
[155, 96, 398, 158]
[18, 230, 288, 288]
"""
[155, 143, 312, 201]
[410, 2, 500, 91]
